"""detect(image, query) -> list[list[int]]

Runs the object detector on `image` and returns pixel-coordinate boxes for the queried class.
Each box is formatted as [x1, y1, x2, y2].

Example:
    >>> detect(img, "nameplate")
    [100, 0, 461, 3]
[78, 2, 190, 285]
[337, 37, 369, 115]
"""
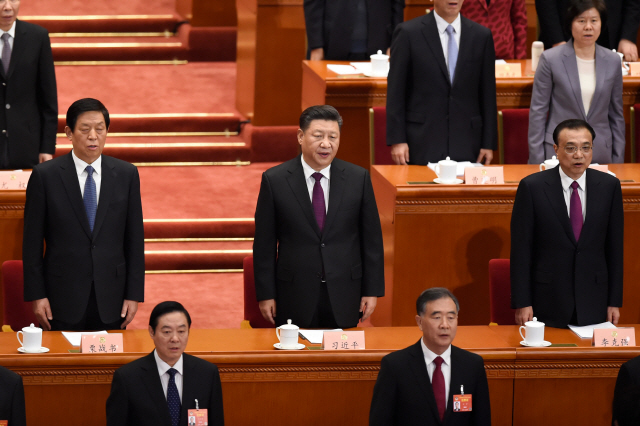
[629, 62, 640, 76]
[464, 167, 505, 185]
[592, 327, 636, 347]
[322, 331, 365, 350]
[0, 171, 30, 190]
[588, 164, 609, 172]
[81, 333, 124, 353]
[495, 63, 522, 78]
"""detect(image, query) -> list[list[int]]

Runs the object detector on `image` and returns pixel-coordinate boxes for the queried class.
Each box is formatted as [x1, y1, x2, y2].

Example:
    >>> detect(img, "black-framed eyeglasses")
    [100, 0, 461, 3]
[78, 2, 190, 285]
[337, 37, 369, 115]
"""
[564, 145, 592, 154]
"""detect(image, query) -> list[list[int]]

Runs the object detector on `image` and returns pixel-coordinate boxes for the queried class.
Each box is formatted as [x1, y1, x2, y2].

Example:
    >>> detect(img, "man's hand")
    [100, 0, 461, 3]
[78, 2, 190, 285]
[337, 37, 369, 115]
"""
[476, 149, 493, 165]
[359, 297, 377, 322]
[607, 306, 620, 325]
[310, 48, 324, 61]
[515, 306, 533, 325]
[618, 39, 638, 62]
[32, 298, 53, 331]
[120, 300, 138, 329]
[552, 41, 567, 48]
[259, 299, 276, 325]
[386, 47, 391, 56]
[391, 143, 410, 165]
[38, 153, 53, 163]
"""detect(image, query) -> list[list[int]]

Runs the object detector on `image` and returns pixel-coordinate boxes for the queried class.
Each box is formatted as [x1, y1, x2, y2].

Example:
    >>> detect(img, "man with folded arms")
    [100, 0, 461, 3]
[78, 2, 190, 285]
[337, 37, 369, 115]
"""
[0, 365, 26, 426]
[511, 119, 623, 328]
[369, 288, 490, 425]
[106, 301, 224, 426]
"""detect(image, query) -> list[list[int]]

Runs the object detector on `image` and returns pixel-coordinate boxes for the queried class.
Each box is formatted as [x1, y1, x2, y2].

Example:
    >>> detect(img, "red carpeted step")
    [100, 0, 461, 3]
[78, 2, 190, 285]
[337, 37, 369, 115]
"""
[22, 15, 183, 33]
[144, 250, 250, 270]
[51, 35, 188, 62]
[144, 219, 255, 239]
[145, 241, 253, 251]
[56, 115, 241, 133]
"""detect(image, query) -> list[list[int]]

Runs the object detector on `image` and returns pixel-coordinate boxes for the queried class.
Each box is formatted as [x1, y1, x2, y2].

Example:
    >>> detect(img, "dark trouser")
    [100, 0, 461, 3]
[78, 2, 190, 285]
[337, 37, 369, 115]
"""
[307, 280, 341, 329]
[49, 283, 123, 331]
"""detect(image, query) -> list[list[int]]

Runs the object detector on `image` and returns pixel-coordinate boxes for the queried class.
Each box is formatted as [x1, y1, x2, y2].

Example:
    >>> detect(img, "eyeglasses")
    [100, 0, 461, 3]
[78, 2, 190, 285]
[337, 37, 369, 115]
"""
[563, 145, 592, 154]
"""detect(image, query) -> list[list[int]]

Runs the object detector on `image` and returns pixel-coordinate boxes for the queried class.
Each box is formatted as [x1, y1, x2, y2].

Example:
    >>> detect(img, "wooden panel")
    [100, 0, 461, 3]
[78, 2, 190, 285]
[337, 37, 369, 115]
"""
[0, 190, 26, 325]
[190, 0, 238, 27]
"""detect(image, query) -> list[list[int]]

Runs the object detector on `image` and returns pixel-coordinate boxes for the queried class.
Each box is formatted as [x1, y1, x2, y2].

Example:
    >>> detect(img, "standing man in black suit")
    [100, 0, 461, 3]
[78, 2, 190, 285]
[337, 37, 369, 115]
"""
[536, 0, 640, 61]
[369, 288, 491, 426]
[107, 301, 224, 426]
[386, 0, 497, 166]
[23, 98, 145, 331]
[253, 105, 384, 329]
[0, 0, 58, 169]
[511, 119, 623, 328]
[304, 0, 405, 60]
[613, 355, 640, 425]
[0, 365, 26, 426]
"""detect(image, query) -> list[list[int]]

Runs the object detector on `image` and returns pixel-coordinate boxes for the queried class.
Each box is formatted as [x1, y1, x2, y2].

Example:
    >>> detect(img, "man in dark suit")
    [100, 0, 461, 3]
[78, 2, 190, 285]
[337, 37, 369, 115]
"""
[386, 0, 497, 166]
[511, 119, 623, 328]
[613, 356, 640, 425]
[0, 0, 57, 169]
[253, 105, 384, 329]
[536, 0, 640, 61]
[106, 301, 224, 426]
[304, 0, 405, 60]
[0, 365, 26, 426]
[369, 288, 491, 426]
[23, 98, 145, 331]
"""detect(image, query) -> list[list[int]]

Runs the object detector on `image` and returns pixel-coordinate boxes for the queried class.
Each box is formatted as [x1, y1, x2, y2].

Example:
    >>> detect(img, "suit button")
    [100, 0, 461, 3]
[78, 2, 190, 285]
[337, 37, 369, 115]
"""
[5, 104, 9, 109]
[92, 245, 96, 249]
[2, 82, 5, 86]
[1, 130, 5, 133]
[321, 243, 325, 247]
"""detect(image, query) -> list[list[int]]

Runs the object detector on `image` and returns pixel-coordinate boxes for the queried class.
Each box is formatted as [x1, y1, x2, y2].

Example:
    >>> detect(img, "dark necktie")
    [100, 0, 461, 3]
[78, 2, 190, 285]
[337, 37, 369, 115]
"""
[570, 181, 583, 241]
[1, 33, 10, 74]
[432, 356, 446, 421]
[312, 172, 326, 232]
[445, 25, 458, 84]
[83, 166, 97, 232]
[167, 368, 181, 426]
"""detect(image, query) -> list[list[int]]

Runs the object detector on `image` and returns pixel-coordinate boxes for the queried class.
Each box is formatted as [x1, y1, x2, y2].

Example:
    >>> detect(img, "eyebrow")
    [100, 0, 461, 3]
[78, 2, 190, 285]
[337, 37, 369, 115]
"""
[430, 310, 457, 315]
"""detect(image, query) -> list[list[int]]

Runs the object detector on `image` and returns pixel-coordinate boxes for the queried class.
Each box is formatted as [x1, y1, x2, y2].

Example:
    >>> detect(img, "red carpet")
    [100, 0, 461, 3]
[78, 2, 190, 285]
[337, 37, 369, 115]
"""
[21, 0, 177, 16]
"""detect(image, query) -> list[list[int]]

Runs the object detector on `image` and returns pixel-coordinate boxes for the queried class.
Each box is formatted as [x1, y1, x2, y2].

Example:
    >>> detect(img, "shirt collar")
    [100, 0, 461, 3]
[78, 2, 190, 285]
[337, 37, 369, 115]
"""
[301, 156, 331, 181]
[420, 338, 452, 367]
[0, 21, 16, 38]
[154, 349, 184, 377]
[72, 150, 102, 177]
[433, 10, 461, 36]
[558, 165, 587, 191]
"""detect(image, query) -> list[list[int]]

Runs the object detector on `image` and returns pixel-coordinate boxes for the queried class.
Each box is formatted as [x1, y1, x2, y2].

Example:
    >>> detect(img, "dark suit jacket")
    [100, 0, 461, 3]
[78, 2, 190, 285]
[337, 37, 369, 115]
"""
[253, 155, 384, 328]
[510, 167, 624, 328]
[304, 0, 405, 60]
[106, 352, 224, 426]
[23, 153, 145, 325]
[0, 366, 26, 426]
[536, 0, 640, 50]
[386, 12, 497, 165]
[369, 341, 491, 426]
[613, 355, 640, 425]
[0, 19, 57, 169]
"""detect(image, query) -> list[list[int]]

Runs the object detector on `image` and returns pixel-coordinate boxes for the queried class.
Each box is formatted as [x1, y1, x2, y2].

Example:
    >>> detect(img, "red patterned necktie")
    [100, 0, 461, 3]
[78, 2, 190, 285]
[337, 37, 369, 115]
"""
[432, 356, 446, 420]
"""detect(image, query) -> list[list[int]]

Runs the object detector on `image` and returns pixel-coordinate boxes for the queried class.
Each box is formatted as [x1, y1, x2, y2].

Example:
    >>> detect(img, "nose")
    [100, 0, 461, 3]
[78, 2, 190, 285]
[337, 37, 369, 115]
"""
[319, 137, 330, 148]
[169, 332, 179, 342]
[88, 128, 98, 140]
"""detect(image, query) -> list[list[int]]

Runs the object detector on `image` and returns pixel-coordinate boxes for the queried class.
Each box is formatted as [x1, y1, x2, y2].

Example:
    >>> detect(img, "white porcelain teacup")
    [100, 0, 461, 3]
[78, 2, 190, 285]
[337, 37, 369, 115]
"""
[435, 157, 458, 183]
[276, 319, 299, 349]
[519, 317, 545, 346]
[17, 323, 42, 352]
[539, 156, 559, 171]
[370, 50, 389, 77]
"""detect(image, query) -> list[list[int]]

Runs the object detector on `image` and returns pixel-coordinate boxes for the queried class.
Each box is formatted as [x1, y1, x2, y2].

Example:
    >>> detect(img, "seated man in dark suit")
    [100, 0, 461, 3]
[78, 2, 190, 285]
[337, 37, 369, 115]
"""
[106, 301, 224, 426]
[0, 365, 26, 426]
[612, 356, 640, 425]
[369, 288, 491, 426]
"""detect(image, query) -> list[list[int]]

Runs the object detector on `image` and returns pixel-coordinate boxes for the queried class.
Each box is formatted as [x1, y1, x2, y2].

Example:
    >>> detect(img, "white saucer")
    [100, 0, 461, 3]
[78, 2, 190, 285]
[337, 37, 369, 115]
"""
[18, 347, 49, 353]
[434, 178, 464, 184]
[363, 71, 388, 78]
[274, 343, 306, 350]
[520, 340, 551, 347]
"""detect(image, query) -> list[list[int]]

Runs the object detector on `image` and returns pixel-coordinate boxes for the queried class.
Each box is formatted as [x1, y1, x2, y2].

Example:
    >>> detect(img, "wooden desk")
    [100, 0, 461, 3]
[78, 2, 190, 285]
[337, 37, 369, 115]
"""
[302, 60, 640, 166]
[1, 326, 636, 426]
[371, 164, 640, 327]
[0, 190, 26, 325]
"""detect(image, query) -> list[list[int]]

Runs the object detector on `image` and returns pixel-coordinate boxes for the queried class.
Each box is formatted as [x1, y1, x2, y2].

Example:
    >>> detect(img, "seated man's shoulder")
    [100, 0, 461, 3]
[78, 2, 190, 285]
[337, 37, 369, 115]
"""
[332, 158, 368, 176]
[381, 342, 419, 367]
[452, 345, 484, 366]
[103, 155, 137, 172]
[0, 365, 21, 384]
[264, 157, 300, 177]
[462, 16, 492, 38]
[184, 353, 219, 375]
[17, 20, 50, 37]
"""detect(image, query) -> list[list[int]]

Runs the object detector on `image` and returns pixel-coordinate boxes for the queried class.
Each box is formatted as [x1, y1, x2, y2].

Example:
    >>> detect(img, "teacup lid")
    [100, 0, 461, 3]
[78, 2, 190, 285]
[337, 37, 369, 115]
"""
[279, 319, 299, 329]
[524, 317, 544, 327]
[22, 323, 42, 333]
[370, 50, 389, 60]
[438, 156, 457, 166]
[546, 155, 559, 164]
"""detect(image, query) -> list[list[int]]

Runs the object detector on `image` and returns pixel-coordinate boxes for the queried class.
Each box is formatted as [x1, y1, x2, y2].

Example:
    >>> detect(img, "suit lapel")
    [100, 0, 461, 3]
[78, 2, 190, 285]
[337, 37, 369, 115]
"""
[286, 156, 321, 238]
[422, 14, 450, 84]
[408, 340, 442, 423]
[59, 153, 92, 239]
[562, 41, 587, 120]
[587, 47, 606, 121]
[180, 355, 197, 421]
[6, 20, 26, 79]
[323, 161, 345, 234]
[543, 168, 577, 245]
[140, 352, 173, 426]
[578, 169, 601, 249]
[444, 346, 463, 425]
[91, 155, 113, 240]
[455, 18, 474, 87]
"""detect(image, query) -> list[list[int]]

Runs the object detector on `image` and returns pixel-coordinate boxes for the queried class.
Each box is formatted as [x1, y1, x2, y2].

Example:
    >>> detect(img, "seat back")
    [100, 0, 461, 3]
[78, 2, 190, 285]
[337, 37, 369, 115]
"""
[488, 259, 516, 325]
[243, 256, 274, 328]
[370, 107, 394, 165]
[2, 260, 38, 331]
[499, 109, 530, 164]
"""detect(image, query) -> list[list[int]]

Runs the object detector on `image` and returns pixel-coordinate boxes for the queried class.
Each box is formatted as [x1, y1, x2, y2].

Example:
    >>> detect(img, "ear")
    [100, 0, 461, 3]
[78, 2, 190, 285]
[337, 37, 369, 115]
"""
[553, 144, 559, 155]
[415, 315, 423, 330]
[297, 129, 304, 145]
[148, 325, 155, 339]
[65, 126, 73, 139]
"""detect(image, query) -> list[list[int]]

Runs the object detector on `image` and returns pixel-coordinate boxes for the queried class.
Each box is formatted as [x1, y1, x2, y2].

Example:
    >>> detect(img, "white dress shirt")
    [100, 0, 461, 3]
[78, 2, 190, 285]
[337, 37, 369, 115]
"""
[154, 350, 184, 402]
[301, 156, 330, 213]
[71, 150, 102, 204]
[0, 21, 16, 58]
[576, 56, 596, 116]
[433, 11, 461, 68]
[559, 166, 587, 221]
[421, 339, 452, 408]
